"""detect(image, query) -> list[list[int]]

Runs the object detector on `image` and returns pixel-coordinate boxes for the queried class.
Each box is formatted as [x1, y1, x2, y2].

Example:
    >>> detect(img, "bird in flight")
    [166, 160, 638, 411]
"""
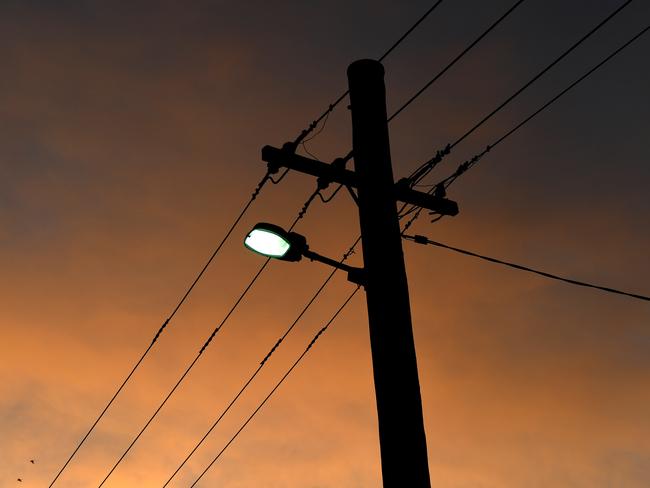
[17, 479, 22, 482]
[30, 460, 35, 464]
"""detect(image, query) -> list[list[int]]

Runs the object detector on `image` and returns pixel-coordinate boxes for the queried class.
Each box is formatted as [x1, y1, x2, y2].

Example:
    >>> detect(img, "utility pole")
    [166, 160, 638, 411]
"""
[261, 59, 459, 487]
[347, 59, 431, 487]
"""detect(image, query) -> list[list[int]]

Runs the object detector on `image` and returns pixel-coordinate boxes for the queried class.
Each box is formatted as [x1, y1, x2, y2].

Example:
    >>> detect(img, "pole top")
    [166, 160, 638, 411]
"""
[347, 59, 385, 80]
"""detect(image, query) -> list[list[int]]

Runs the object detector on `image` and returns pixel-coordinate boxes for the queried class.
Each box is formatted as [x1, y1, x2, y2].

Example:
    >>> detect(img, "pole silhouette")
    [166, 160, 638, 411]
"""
[347, 59, 431, 487]
[262, 59, 456, 487]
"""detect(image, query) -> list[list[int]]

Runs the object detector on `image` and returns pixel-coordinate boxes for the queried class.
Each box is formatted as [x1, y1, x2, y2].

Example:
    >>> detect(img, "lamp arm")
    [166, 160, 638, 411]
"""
[302, 249, 365, 287]
[302, 249, 355, 272]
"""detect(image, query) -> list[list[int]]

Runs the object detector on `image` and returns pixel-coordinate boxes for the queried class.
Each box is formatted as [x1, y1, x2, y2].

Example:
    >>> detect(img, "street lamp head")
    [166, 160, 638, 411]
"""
[244, 222, 307, 262]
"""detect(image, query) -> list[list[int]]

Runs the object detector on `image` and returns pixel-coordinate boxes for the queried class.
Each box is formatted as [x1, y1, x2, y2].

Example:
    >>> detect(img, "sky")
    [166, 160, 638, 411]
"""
[1, 0, 649, 486]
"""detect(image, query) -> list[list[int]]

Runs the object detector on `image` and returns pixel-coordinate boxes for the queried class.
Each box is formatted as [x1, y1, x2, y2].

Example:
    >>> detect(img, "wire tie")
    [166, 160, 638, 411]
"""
[413, 235, 428, 245]
[307, 326, 327, 351]
[260, 338, 283, 366]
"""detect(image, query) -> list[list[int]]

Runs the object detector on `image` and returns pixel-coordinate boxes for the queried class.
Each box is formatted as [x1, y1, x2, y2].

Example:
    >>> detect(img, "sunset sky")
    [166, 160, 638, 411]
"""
[1, 1, 649, 486]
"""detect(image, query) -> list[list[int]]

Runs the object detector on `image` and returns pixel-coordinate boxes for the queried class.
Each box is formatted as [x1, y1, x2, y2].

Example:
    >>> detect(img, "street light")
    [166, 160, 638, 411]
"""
[244, 222, 307, 261]
[243, 222, 364, 285]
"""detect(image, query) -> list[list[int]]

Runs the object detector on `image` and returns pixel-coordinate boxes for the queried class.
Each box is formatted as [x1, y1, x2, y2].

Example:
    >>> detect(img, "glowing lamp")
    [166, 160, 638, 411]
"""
[244, 223, 306, 261]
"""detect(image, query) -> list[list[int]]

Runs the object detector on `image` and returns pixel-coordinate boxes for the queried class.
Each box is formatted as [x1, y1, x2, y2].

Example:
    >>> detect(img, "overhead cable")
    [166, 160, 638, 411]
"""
[403, 234, 650, 302]
[407, 0, 634, 186]
[161, 239, 360, 487]
[189, 286, 361, 487]
[442, 22, 650, 189]
[60, 0, 441, 475]
[94, 184, 336, 487]
[292, 0, 447, 147]
[47, 170, 274, 487]
[399, 17, 649, 227]
[388, 0, 528, 122]
[180, 206, 434, 485]
[334, 0, 527, 166]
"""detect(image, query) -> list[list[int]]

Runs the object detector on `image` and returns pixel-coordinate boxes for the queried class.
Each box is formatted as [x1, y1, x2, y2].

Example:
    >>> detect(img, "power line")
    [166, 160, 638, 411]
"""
[378, 0, 445, 63]
[47, 170, 274, 487]
[399, 16, 649, 231]
[165, 176, 428, 484]
[94, 185, 334, 487]
[60, 4, 447, 479]
[336, 0, 527, 167]
[400, 206, 428, 235]
[161, 240, 360, 487]
[174, 160, 446, 485]
[402, 14, 647, 257]
[182, 14, 648, 481]
[50, 2, 637, 482]
[450, 0, 633, 149]
[96, 259, 270, 488]
[180, 212, 427, 485]
[438, 22, 650, 191]
[180, 207, 432, 486]
[407, 0, 634, 186]
[292, 0, 446, 148]
[189, 110, 463, 485]
[388, 0, 528, 122]
[403, 234, 650, 303]
[169, 4, 643, 483]
[189, 286, 361, 487]
[148, 8, 463, 474]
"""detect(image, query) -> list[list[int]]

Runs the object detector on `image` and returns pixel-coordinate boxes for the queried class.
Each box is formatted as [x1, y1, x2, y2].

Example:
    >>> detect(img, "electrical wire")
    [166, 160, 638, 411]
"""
[181, 204, 434, 485]
[161, 239, 360, 487]
[189, 286, 361, 487]
[178, 156, 451, 485]
[301, 111, 331, 145]
[452, 0, 633, 149]
[292, 0, 446, 147]
[47, 170, 273, 488]
[144, 5, 643, 482]
[378, 0, 445, 63]
[73, 4, 643, 483]
[403, 234, 650, 302]
[96, 260, 271, 488]
[324, 0, 526, 167]
[399, 14, 649, 233]
[407, 0, 634, 186]
[388, 0, 528, 122]
[138, 15, 458, 476]
[299, 112, 331, 161]
[183, 18, 648, 481]
[269, 168, 290, 184]
[400, 61, 646, 302]
[318, 184, 344, 203]
[438, 22, 650, 190]
[300, 140, 323, 162]
[94, 184, 335, 487]
[52, 1, 631, 482]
